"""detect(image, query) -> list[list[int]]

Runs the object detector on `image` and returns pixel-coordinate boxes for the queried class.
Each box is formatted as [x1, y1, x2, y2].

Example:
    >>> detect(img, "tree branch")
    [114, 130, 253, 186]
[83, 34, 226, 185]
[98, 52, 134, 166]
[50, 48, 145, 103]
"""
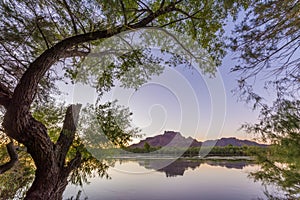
[159, 0, 165, 9]
[64, 151, 81, 175]
[0, 142, 18, 174]
[55, 104, 82, 168]
[3, 3, 177, 141]
[62, 49, 90, 58]
[0, 82, 12, 108]
[36, 19, 50, 49]
[119, 0, 128, 25]
[61, 0, 78, 35]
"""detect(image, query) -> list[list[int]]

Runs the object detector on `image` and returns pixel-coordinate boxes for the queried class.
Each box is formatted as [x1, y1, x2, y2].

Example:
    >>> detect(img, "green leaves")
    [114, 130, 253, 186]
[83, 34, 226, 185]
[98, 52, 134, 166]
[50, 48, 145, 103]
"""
[32, 101, 66, 142]
[245, 99, 300, 198]
[230, 0, 300, 99]
[79, 100, 140, 149]
[1, 0, 242, 94]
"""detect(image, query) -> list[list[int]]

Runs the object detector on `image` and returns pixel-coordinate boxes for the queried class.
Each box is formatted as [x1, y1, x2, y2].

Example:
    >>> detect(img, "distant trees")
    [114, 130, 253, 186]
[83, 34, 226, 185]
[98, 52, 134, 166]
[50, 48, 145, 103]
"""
[144, 142, 151, 153]
[124, 144, 264, 157]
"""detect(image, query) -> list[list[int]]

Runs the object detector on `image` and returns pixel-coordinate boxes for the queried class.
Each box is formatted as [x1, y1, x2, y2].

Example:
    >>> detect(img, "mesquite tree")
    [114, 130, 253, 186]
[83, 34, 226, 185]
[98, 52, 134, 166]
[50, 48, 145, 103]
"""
[0, 0, 245, 199]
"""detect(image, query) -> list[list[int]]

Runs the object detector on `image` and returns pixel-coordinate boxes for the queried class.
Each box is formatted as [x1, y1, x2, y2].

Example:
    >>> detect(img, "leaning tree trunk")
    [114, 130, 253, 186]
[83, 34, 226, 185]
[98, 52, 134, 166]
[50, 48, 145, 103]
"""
[3, 103, 82, 200]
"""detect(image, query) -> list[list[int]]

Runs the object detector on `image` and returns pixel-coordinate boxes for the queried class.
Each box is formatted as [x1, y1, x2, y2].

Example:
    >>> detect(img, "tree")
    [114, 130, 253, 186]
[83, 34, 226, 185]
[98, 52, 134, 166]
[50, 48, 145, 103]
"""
[0, 0, 245, 199]
[144, 142, 151, 153]
[244, 100, 300, 199]
[230, 0, 300, 198]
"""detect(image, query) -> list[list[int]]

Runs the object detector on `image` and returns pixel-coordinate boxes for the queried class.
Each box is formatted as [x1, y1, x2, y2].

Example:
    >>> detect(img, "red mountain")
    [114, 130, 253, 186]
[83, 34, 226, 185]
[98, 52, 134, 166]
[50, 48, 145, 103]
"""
[129, 131, 266, 148]
[130, 131, 201, 148]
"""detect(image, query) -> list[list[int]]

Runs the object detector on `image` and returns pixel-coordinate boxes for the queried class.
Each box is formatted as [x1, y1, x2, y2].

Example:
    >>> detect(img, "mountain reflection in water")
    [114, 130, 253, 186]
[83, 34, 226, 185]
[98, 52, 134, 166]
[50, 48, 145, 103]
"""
[64, 158, 279, 200]
[136, 159, 252, 177]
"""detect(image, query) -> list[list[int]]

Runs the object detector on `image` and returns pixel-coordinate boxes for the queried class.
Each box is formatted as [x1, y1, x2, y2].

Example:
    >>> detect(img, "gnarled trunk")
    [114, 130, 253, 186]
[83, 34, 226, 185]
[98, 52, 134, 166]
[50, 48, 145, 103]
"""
[3, 104, 82, 200]
[25, 150, 81, 200]
[25, 164, 67, 200]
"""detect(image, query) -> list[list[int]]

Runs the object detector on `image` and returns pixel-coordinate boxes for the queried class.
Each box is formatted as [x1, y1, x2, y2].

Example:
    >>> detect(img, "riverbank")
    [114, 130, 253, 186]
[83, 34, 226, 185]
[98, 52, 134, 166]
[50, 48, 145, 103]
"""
[109, 155, 255, 161]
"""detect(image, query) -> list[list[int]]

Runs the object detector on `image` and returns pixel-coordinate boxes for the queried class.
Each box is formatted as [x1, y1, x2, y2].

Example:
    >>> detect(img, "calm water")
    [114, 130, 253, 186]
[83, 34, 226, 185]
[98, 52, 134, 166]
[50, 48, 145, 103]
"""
[64, 158, 275, 200]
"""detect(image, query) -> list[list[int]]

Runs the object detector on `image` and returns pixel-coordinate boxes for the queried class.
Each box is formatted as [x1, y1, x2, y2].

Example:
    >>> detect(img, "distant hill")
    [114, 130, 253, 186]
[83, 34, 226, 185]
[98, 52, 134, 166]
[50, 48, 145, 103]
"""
[129, 131, 266, 148]
[130, 131, 201, 148]
[202, 137, 267, 147]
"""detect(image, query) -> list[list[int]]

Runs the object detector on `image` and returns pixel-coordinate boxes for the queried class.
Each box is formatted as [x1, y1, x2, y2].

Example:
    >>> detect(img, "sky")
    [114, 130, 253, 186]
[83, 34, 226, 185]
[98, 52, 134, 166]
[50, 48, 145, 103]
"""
[58, 55, 262, 142]
[56, 18, 267, 142]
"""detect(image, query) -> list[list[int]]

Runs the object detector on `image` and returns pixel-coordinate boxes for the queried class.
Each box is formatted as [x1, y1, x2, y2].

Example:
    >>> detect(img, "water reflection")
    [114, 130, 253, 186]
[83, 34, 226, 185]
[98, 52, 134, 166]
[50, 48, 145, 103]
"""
[64, 158, 270, 200]
[134, 159, 253, 177]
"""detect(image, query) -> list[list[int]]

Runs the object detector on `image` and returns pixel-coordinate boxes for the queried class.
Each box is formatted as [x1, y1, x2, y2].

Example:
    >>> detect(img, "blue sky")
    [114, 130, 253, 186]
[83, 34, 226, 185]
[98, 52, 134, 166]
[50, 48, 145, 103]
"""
[59, 50, 262, 142]
[57, 17, 268, 142]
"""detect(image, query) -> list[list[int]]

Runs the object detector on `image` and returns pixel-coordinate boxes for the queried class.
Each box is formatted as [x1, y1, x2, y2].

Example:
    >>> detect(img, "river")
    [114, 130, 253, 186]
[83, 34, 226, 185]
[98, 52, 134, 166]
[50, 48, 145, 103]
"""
[64, 158, 277, 200]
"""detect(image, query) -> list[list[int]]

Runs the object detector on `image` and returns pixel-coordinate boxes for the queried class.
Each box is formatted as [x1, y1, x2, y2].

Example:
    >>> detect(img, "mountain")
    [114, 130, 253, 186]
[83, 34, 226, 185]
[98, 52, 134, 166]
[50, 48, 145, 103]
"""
[202, 137, 267, 147]
[129, 131, 266, 148]
[130, 131, 201, 148]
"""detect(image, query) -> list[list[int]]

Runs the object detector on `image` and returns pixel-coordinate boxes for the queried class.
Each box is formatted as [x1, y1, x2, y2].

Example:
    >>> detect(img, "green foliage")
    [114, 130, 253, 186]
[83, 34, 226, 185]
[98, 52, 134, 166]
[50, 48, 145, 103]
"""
[231, 0, 300, 104]
[123, 145, 263, 157]
[79, 100, 140, 149]
[230, 1, 300, 198]
[243, 100, 300, 199]
[31, 101, 66, 142]
[0, 0, 246, 94]
[0, 145, 35, 200]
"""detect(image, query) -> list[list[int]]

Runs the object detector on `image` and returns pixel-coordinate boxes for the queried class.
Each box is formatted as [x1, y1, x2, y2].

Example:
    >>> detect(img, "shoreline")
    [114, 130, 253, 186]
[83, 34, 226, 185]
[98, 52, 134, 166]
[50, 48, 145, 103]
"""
[108, 155, 255, 161]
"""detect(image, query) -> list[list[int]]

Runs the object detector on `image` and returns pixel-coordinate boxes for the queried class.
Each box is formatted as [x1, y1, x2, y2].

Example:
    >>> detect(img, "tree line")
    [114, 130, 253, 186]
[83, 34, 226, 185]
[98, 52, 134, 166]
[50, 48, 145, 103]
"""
[122, 143, 267, 157]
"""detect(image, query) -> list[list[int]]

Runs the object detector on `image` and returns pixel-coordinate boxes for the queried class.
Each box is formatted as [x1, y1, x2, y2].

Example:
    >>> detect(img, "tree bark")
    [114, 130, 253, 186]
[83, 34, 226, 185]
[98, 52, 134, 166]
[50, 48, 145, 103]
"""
[24, 153, 81, 200]
[23, 104, 82, 200]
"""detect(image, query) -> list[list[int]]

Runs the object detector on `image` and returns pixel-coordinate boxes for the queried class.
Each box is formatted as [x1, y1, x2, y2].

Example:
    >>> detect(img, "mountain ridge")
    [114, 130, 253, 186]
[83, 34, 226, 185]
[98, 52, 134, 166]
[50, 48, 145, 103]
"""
[129, 131, 266, 148]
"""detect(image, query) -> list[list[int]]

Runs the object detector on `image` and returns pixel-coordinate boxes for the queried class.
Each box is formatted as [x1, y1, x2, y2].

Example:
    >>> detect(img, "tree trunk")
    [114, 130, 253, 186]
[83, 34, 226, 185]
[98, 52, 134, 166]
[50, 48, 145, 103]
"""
[24, 104, 82, 200]
[2, 104, 82, 200]
[25, 164, 68, 200]
[25, 150, 81, 199]
[24, 149, 81, 200]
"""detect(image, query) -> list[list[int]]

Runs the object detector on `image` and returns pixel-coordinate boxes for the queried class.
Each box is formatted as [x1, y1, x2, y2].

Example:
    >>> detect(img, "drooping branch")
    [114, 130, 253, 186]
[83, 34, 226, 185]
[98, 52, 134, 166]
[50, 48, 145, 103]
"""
[55, 104, 82, 168]
[119, 0, 128, 25]
[36, 19, 50, 49]
[3, 3, 178, 141]
[5, 3, 175, 121]
[0, 141, 18, 174]
[61, 0, 78, 35]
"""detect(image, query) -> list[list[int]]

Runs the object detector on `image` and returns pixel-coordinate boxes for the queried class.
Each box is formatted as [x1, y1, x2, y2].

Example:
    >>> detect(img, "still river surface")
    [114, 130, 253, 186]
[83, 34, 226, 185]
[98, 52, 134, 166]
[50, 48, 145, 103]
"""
[64, 158, 278, 200]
